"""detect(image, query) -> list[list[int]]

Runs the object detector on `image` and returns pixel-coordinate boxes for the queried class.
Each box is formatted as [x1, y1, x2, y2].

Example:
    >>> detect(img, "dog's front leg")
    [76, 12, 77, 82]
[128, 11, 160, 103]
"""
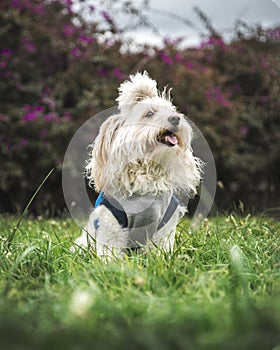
[150, 206, 184, 253]
[94, 206, 128, 259]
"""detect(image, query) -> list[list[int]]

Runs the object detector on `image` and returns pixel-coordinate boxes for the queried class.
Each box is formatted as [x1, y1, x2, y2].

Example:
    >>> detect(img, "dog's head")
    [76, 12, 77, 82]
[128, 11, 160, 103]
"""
[87, 72, 202, 196]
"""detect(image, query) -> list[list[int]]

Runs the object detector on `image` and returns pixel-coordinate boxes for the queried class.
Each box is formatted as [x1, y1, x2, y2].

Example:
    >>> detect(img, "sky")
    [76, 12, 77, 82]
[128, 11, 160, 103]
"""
[122, 0, 280, 47]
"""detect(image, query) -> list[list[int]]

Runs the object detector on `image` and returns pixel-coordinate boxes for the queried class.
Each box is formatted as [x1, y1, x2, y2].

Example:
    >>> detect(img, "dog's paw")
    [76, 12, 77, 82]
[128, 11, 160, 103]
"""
[70, 236, 89, 253]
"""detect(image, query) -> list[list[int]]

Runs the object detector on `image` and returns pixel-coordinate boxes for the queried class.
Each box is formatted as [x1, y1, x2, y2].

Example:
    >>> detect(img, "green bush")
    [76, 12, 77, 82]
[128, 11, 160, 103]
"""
[0, 0, 279, 214]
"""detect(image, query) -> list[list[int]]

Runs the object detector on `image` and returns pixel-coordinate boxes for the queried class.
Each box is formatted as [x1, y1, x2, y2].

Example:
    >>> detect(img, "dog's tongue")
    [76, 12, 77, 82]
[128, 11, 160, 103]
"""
[165, 134, 178, 145]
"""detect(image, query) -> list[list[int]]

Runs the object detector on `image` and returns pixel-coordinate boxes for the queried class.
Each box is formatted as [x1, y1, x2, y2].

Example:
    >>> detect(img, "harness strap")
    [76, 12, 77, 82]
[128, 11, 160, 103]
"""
[94, 191, 128, 229]
[157, 195, 179, 230]
[94, 191, 178, 231]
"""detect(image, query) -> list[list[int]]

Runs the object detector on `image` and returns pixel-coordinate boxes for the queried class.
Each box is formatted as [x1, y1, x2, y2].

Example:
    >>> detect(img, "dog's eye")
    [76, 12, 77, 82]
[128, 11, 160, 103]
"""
[145, 111, 154, 118]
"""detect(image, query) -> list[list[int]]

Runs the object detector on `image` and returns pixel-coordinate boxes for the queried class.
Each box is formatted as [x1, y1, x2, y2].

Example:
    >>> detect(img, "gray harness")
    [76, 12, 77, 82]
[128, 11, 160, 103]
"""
[94, 191, 179, 247]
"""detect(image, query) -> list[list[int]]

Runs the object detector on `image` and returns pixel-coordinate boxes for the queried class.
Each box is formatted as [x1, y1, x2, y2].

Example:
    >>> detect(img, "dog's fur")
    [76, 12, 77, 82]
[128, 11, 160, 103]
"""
[74, 72, 202, 257]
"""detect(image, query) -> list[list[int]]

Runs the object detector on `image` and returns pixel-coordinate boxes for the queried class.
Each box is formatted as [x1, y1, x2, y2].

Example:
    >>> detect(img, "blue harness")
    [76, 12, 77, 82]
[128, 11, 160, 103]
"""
[94, 191, 179, 232]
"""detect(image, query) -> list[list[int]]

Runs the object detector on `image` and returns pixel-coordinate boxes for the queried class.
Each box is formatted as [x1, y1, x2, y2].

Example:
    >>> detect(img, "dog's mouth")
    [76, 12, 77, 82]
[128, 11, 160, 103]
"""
[157, 129, 179, 147]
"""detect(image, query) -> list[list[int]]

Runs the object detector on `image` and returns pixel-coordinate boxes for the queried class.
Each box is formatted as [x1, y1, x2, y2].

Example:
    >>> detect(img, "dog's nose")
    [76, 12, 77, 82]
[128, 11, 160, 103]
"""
[168, 115, 180, 126]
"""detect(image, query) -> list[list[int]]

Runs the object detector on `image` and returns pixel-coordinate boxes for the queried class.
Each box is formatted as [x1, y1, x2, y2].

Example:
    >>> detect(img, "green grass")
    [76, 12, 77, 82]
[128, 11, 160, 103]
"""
[0, 214, 279, 350]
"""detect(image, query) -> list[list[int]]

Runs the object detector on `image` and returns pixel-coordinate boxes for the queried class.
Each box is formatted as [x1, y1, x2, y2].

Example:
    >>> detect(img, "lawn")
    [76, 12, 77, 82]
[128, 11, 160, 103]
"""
[0, 214, 279, 350]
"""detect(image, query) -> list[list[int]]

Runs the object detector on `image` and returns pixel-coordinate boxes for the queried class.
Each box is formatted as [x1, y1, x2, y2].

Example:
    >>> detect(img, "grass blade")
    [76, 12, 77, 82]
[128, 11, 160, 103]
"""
[6, 168, 54, 247]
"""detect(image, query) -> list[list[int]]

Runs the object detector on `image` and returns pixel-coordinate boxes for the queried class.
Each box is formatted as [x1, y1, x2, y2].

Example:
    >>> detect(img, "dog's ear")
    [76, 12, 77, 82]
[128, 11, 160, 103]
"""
[116, 71, 158, 114]
[86, 114, 124, 191]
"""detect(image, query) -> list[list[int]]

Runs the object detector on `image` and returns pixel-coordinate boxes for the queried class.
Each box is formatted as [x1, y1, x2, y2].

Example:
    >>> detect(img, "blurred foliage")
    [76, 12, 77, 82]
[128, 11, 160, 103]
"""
[0, 0, 279, 214]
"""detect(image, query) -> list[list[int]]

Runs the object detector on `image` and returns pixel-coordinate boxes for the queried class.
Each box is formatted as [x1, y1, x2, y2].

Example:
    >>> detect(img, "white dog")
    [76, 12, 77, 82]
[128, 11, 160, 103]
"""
[74, 71, 202, 257]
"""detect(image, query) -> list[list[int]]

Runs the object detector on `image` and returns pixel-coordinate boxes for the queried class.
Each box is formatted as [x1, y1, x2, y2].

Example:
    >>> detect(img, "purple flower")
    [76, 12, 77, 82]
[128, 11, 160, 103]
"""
[33, 5, 45, 15]
[0, 114, 8, 122]
[267, 27, 280, 41]
[79, 35, 95, 44]
[34, 105, 44, 112]
[64, 112, 72, 120]
[11, 0, 45, 14]
[63, 25, 76, 36]
[0, 61, 7, 69]
[113, 68, 125, 80]
[11, 0, 20, 8]
[24, 104, 31, 112]
[44, 113, 56, 122]
[1, 48, 12, 58]
[185, 61, 194, 70]
[101, 11, 111, 21]
[200, 36, 226, 50]
[22, 38, 36, 53]
[42, 88, 51, 96]
[23, 112, 38, 121]
[160, 52, 172, 65]
[163, 37, 182, 46]
[71, 47, 81, 58]
[99, 68, 108, 76]
[174, 53, 182, 62]
[42, 96, 56, 109]
[26, 43, 36, 52]
[206, 87, 232, 108]
[22, 105, 44, 121]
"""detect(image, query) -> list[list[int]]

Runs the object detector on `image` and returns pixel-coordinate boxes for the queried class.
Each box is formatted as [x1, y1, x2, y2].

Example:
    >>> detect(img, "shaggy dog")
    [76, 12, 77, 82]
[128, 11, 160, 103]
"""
[74, 72, 202, 257]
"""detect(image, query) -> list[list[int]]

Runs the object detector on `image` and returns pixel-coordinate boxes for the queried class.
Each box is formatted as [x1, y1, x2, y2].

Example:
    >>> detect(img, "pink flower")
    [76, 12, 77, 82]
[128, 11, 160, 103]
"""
[34, 105, 44, 112]
[185, 61, 194, 70]
[200, 36, 226, 50]
[33, 5, 45, 15]
[1, 48, 12, 58]
[22, 105, 44, 121]
[71, 47, 81, 58]
[44, 113, 56, 122]
[163, 37, 182, 46]
[11, 0, 20, 8]
[23, 112, 38, 121]
[267, 27, 280, 41]
[79, 35, 95, 44]
[63, 25, 76, 36]
[160, 52, 172, 65]
[22, 38, 36, 53]
[99, 68, 108, 76]
[26, 43, 36, 52]
[206, 87, 232, 108]
[64, 112, 72, 120]
[42, 96, 56, 109]
[113, 68, 125, 80]
[101, 11, 111, 21]
[0, 114, 8, 122]
[11, 0, 45, 14]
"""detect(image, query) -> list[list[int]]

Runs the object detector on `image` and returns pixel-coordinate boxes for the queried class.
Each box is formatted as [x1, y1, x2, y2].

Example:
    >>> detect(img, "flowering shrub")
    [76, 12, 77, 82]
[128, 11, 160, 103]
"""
[0, 0, 279, 213]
